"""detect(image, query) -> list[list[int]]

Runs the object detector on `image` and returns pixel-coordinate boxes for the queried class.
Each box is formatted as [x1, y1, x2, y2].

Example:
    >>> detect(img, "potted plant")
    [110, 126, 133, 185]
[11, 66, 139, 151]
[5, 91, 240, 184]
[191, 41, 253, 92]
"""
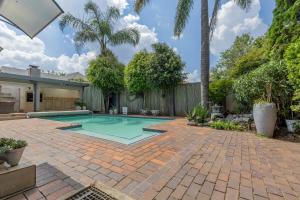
[286, 90, 300, 133]
[82, 102, 87, 110]
[109, 109, 114, 115]
[285, 112, 300, 133]
[74, 100, 82, 110]
[0, 138, 27, 167]
[253, 82, 278, 138]
[113, 106, 118, 114]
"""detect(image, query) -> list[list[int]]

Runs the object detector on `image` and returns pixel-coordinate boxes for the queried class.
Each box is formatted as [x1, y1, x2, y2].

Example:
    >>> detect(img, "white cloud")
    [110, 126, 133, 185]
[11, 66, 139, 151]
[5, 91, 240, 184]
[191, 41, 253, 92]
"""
[111, 14, 158, 63]
[187, 70, 200, 83]
[210, 0, 268, 56]
[0, 1, 159, 73]
[0, 22, 96, 74]
[172, 33, 183, 40]
[57, 0, 128, 14]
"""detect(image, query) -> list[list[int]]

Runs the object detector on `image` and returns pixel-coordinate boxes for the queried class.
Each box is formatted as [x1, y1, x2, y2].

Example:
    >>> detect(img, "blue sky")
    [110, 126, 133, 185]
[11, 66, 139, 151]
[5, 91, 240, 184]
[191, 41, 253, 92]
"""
[0, 0, 275, 82]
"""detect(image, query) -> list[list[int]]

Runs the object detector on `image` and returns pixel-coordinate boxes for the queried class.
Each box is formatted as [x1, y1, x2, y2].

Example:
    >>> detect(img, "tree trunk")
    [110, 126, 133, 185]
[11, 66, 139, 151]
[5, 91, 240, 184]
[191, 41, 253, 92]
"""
[201, 0, 210, 109]
[104, 95, 110, 113]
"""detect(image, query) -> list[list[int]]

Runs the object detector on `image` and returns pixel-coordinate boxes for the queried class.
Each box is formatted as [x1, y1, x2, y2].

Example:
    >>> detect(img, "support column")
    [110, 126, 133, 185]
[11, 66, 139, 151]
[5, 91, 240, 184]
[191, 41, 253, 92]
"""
[33, 82, 40, 112]
[80, 86, 84, 100]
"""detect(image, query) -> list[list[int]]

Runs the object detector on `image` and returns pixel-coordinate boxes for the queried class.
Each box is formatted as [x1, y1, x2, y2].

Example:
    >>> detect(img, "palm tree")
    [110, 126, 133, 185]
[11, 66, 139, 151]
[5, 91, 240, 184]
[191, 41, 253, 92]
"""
[59, 1, 140, 56]
[134, 0, 252, 109]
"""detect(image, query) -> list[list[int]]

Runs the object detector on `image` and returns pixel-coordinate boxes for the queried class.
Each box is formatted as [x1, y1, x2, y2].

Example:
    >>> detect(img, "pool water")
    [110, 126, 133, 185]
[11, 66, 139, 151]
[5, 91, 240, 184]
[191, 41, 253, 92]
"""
[47, 115, 171, 144]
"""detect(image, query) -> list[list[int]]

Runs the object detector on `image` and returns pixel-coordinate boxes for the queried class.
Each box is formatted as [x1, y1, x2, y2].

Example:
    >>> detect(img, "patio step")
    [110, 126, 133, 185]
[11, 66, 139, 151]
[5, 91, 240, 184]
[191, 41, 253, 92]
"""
[0, 113, 26, 121]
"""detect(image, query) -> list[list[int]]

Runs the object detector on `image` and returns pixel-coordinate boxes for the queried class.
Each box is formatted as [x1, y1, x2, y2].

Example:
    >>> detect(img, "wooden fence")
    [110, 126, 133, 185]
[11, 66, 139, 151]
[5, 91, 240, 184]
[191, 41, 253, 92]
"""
[41, 97, 78, 111]
[83, 82, 201, 116]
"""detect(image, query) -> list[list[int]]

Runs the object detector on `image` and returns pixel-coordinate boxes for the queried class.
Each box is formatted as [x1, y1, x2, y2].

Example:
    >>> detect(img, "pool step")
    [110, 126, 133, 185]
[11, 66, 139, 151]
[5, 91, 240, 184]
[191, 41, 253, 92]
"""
[143, 127, 167, 133]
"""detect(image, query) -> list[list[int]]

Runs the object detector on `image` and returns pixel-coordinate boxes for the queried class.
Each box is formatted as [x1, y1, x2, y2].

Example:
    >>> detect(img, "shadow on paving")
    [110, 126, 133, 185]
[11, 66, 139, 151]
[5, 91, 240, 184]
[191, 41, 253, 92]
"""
[7, 162, 84, 200]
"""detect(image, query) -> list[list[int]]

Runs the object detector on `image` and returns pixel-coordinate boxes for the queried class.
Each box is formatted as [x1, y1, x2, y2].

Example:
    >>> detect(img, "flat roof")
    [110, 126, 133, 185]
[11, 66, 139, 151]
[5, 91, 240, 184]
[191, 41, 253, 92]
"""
[0, 72, 89, 88]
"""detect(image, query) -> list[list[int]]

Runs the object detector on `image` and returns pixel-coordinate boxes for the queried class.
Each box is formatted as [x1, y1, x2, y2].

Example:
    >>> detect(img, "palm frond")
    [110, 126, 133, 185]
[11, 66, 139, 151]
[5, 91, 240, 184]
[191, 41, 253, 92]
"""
[74, 30, 98, 52]
[134, 0, 150, 14]
[97, 20, 112, 37]
[110, 28, 140, 46]
[59, 13, 91, 32]
[233, 0, 252, 10]
[105, 7, 121, 23]
[209, 0, 221, 40]
[84, 1, 103, 19]
[174, 0, 194, 37]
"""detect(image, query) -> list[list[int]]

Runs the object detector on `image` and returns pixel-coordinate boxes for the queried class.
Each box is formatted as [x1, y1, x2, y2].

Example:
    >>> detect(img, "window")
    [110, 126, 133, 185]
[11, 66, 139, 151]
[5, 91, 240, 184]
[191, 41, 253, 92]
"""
[26, 92, 33, 102]
[26, 92, 43, 102]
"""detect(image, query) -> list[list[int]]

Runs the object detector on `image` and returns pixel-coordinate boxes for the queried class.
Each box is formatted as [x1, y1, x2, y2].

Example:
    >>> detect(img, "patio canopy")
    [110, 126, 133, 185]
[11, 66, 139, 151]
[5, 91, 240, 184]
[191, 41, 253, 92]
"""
[0, 0, 63, 38]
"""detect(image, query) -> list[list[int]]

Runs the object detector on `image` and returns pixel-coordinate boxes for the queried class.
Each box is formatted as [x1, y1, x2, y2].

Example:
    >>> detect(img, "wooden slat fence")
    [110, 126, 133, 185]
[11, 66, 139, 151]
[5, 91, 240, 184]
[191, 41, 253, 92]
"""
[83, 82, 201, 116]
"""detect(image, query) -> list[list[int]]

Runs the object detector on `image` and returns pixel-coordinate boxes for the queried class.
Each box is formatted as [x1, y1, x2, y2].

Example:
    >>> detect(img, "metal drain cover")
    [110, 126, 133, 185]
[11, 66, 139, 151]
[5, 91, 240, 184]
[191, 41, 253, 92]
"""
[63, 183, 134, 200]
[67, 186, 117, 200]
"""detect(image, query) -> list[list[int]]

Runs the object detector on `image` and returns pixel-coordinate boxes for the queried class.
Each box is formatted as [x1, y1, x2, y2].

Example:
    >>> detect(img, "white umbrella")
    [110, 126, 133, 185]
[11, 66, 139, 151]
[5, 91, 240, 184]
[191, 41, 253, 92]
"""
[0, 0, 63, 38]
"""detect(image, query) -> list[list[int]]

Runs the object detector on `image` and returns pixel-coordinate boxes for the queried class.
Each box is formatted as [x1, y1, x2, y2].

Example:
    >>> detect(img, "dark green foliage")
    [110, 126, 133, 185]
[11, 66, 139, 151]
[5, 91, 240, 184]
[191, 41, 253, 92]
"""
[210, 121, 244, 131]
[125, 51, 152, 94]
[267, 0, 300, 58]
[233, 60, 292, 112]
[285, 39, 300, 112]
[229, 47, 268, 78]
[74, 99, 86, 107]
[87, 54, 124, 112]
[0, 138, 27, 154]
[148, 43, 186, 90]
[209, 79, 233, 105]
[215, 34, 254, 77]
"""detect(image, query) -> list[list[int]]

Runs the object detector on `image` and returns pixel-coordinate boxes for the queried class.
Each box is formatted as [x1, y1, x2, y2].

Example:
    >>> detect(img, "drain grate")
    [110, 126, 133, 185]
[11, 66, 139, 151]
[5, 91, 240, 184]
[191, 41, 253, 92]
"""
[66, 186, 118, 200]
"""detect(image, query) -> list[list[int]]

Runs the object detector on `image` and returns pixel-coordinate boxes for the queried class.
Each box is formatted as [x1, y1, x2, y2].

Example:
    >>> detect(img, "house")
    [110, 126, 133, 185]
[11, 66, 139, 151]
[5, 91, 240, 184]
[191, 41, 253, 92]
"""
[0, 65, 89, 113]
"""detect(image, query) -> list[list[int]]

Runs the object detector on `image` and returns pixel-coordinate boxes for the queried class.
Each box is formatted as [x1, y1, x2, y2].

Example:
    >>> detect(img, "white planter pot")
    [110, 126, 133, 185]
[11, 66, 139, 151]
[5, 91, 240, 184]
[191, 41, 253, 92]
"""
[82, 106, 87, 110]
[113, 109, 118, 114]
[109, 110, 113, 115]
[253, 103, 277, 137]
[286, 119, 300, 133]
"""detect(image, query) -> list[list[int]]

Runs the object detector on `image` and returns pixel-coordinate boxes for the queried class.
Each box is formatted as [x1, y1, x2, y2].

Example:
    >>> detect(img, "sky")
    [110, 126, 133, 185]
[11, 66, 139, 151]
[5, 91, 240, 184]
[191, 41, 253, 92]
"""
[0, 0, 275, 82]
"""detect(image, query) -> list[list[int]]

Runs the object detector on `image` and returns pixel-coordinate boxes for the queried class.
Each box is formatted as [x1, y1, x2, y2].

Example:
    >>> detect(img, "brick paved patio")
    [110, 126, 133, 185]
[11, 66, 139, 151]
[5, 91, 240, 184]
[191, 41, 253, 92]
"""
[0, 118, 300, 200]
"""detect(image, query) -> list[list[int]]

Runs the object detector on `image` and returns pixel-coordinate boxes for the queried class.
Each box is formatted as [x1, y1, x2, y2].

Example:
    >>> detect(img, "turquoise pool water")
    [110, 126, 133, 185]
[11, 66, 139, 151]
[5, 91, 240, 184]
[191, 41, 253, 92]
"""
[47, 115, 171, 144]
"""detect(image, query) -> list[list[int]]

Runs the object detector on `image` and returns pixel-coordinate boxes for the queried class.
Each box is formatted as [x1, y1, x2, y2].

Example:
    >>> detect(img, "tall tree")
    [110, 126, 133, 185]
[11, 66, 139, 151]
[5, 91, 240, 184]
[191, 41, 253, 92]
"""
[134, 0, 252, 109]
[59, 1, 140, 55]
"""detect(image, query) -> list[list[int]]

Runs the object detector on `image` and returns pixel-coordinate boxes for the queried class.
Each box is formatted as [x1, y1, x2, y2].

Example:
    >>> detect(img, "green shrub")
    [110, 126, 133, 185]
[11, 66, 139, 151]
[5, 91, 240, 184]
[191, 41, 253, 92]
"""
[210, 121, 244, 131]
[74, 99, 85, 107]
[189, 104, 209, 124]
[285, 39, 300, 113]
[233, 60, 291, 112]
[87, 54, 124, 112]
[125, 51, 152, 94]
[0, 138, 27, 154]
[209, 79, 233, 105]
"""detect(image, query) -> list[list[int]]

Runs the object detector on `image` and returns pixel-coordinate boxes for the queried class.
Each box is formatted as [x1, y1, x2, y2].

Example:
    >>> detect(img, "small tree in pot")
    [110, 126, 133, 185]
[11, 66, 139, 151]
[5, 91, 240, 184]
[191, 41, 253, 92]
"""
[253, 83, 277, 138]
[234, 60, 291, 137]
[0, 138, 27, 167]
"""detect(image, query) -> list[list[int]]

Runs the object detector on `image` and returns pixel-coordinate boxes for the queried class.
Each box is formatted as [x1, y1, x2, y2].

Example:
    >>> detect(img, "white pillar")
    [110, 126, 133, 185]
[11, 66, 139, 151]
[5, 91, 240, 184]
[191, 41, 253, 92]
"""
[33, 82, 40, 112]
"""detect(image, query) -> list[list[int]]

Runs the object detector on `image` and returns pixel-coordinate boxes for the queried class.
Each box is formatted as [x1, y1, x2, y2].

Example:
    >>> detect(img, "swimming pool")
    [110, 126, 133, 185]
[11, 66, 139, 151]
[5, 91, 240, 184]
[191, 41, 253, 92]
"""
[47, 115, 171, 144]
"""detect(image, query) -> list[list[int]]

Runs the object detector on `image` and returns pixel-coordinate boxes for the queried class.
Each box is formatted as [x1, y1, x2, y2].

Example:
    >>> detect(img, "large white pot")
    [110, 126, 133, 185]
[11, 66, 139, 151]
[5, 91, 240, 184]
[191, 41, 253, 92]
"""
[253, 103, 277, 137]
[286, 119, 300, 133]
